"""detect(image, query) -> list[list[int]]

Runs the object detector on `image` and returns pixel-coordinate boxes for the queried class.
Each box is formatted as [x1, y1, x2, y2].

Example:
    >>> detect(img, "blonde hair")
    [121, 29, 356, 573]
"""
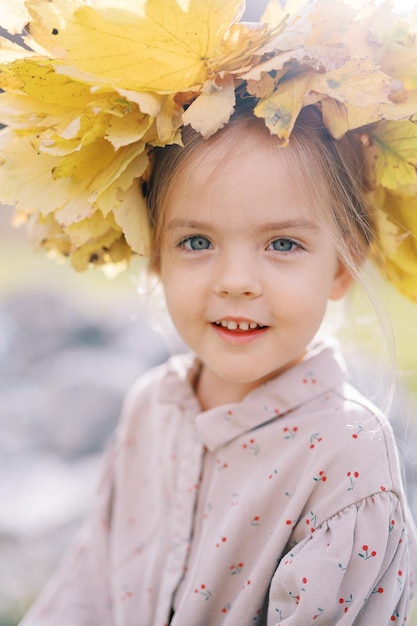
[147, 101, 373, 279]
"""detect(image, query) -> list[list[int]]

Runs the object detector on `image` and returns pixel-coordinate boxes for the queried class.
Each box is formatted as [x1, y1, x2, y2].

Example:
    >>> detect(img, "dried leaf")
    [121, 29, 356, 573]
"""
[371, 190, 417, 301]
[254, 72, 315, 144]
[182, 75, 236, 138]
[370, 120, 417, 191]
[26, 0, 246, 92]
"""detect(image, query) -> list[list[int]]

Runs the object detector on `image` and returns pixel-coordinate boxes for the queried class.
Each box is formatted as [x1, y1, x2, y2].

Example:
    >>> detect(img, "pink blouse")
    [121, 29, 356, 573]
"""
[20, 341, 417, 625]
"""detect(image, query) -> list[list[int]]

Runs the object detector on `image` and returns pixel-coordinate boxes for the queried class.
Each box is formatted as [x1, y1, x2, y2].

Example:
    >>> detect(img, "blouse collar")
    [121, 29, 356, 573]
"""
[161, 340, 347, 452]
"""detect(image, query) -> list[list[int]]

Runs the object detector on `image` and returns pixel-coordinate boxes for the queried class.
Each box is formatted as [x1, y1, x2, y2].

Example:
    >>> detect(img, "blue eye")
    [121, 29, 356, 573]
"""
[180, 235, 212, 250]
[270, 238, 297, 252]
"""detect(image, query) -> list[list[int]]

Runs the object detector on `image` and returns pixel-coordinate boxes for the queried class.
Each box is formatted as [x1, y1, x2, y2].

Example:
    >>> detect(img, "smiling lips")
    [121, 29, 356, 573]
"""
[213, 320, 267, 332]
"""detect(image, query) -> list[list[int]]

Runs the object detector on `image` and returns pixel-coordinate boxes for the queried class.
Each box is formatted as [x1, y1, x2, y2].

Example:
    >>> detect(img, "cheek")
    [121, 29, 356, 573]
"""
[161, 269, 193, 319]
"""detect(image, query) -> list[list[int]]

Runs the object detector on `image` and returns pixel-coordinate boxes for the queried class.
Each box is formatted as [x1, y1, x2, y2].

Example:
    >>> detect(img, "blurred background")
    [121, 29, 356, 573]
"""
[1, 1, 417, 624]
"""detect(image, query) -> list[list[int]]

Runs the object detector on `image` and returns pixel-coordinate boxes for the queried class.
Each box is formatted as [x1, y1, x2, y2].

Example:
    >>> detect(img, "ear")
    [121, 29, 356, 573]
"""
[330, 260, 354, 300]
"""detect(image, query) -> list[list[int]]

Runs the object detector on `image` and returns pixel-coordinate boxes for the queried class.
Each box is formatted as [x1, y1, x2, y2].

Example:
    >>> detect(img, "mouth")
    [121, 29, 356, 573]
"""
[213, 320, 267, 332]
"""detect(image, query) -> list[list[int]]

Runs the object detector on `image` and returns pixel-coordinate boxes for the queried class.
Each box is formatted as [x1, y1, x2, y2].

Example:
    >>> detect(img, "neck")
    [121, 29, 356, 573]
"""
[196, 365, 260, 411]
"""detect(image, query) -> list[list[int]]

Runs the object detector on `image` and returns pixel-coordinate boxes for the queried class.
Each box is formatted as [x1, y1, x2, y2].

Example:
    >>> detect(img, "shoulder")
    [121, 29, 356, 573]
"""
[121, 351, 196, 408]
[114, 351, 199, 435]
[317, 381, 401, 484]
[289, 380, 408, 536]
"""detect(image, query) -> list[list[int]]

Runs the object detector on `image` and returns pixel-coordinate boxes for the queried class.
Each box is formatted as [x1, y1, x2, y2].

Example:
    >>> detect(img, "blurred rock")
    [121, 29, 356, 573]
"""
[0, 288, 169, 623]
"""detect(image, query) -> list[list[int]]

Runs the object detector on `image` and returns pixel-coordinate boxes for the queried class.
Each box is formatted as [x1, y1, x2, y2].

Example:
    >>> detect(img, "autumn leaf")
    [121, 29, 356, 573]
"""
[309, 59, 393, 108]
[369, 120, 417, 191]
[321, 98, 381, 139]
[182, 75, 236, 137]
[371, 190, 417, 301]
[26, 0, 246, 92]
[254, 73, 315, 144]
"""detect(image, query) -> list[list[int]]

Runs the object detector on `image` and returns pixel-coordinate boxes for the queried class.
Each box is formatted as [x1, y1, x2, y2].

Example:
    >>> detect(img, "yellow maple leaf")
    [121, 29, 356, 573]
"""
[113, 185, 151, 257]
[0, 132, 76, 216]
[65, 211, 120, 248]
[105, 110, 153, 150]
[69, 229, 129, 271]
[26, 0, 248, 93]
[97, 151, 151, 256]
[182, 75, 236, 138]
[321, 98, 381, 139]
[0, 58, 94, 109]
[310, 59, 393, 108]
[254, 72, 315, 144]
[371, 190, 417, 302]
[369, 120, 417, 191]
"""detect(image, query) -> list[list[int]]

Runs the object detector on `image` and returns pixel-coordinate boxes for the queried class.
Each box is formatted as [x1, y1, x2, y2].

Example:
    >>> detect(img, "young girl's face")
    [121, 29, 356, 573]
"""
[158, 130, 351, 408]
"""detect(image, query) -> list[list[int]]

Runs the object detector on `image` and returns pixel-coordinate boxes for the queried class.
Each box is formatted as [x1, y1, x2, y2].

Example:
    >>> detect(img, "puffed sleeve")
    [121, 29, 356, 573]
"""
[19, 440, 116, 626]
[267, 491, 415, 625]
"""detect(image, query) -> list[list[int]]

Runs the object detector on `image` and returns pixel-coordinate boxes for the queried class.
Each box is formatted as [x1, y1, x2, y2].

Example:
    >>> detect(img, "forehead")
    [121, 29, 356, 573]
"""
[164, 125, 323, 225]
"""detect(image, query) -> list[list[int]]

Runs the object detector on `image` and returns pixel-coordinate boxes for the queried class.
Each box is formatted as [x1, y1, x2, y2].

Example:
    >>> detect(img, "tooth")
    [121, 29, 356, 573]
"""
[221, 320, 228, 328]
[249, 323, 257, 329]
[239, 322, 249, 331]
[227, 321, 238, 330]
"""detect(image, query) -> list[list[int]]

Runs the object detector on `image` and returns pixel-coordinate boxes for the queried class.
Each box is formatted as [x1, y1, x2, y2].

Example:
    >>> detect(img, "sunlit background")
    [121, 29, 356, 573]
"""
[1, 1, 417, 624]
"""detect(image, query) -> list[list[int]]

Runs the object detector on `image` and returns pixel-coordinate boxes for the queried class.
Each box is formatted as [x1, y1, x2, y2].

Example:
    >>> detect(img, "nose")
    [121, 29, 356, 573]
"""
[213, 250, 262, 299]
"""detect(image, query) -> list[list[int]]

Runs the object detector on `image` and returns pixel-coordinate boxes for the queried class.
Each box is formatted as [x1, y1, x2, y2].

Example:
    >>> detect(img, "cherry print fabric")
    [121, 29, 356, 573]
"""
[20, 341, 417, 625]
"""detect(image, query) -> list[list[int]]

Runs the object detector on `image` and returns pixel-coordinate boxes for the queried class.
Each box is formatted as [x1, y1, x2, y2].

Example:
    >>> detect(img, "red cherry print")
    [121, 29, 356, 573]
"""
[314, 470, 327, 482]
[359, 545, 377, 559]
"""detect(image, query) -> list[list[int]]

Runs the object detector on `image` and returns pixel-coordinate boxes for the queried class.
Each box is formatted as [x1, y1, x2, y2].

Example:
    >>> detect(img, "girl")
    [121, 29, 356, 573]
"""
[19, 103, 417, 624]
[1, 0, 416, 624]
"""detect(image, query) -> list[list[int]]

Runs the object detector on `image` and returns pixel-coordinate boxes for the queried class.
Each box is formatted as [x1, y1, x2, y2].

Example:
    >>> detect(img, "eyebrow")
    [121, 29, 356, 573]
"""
[166, 218, 320, 232]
